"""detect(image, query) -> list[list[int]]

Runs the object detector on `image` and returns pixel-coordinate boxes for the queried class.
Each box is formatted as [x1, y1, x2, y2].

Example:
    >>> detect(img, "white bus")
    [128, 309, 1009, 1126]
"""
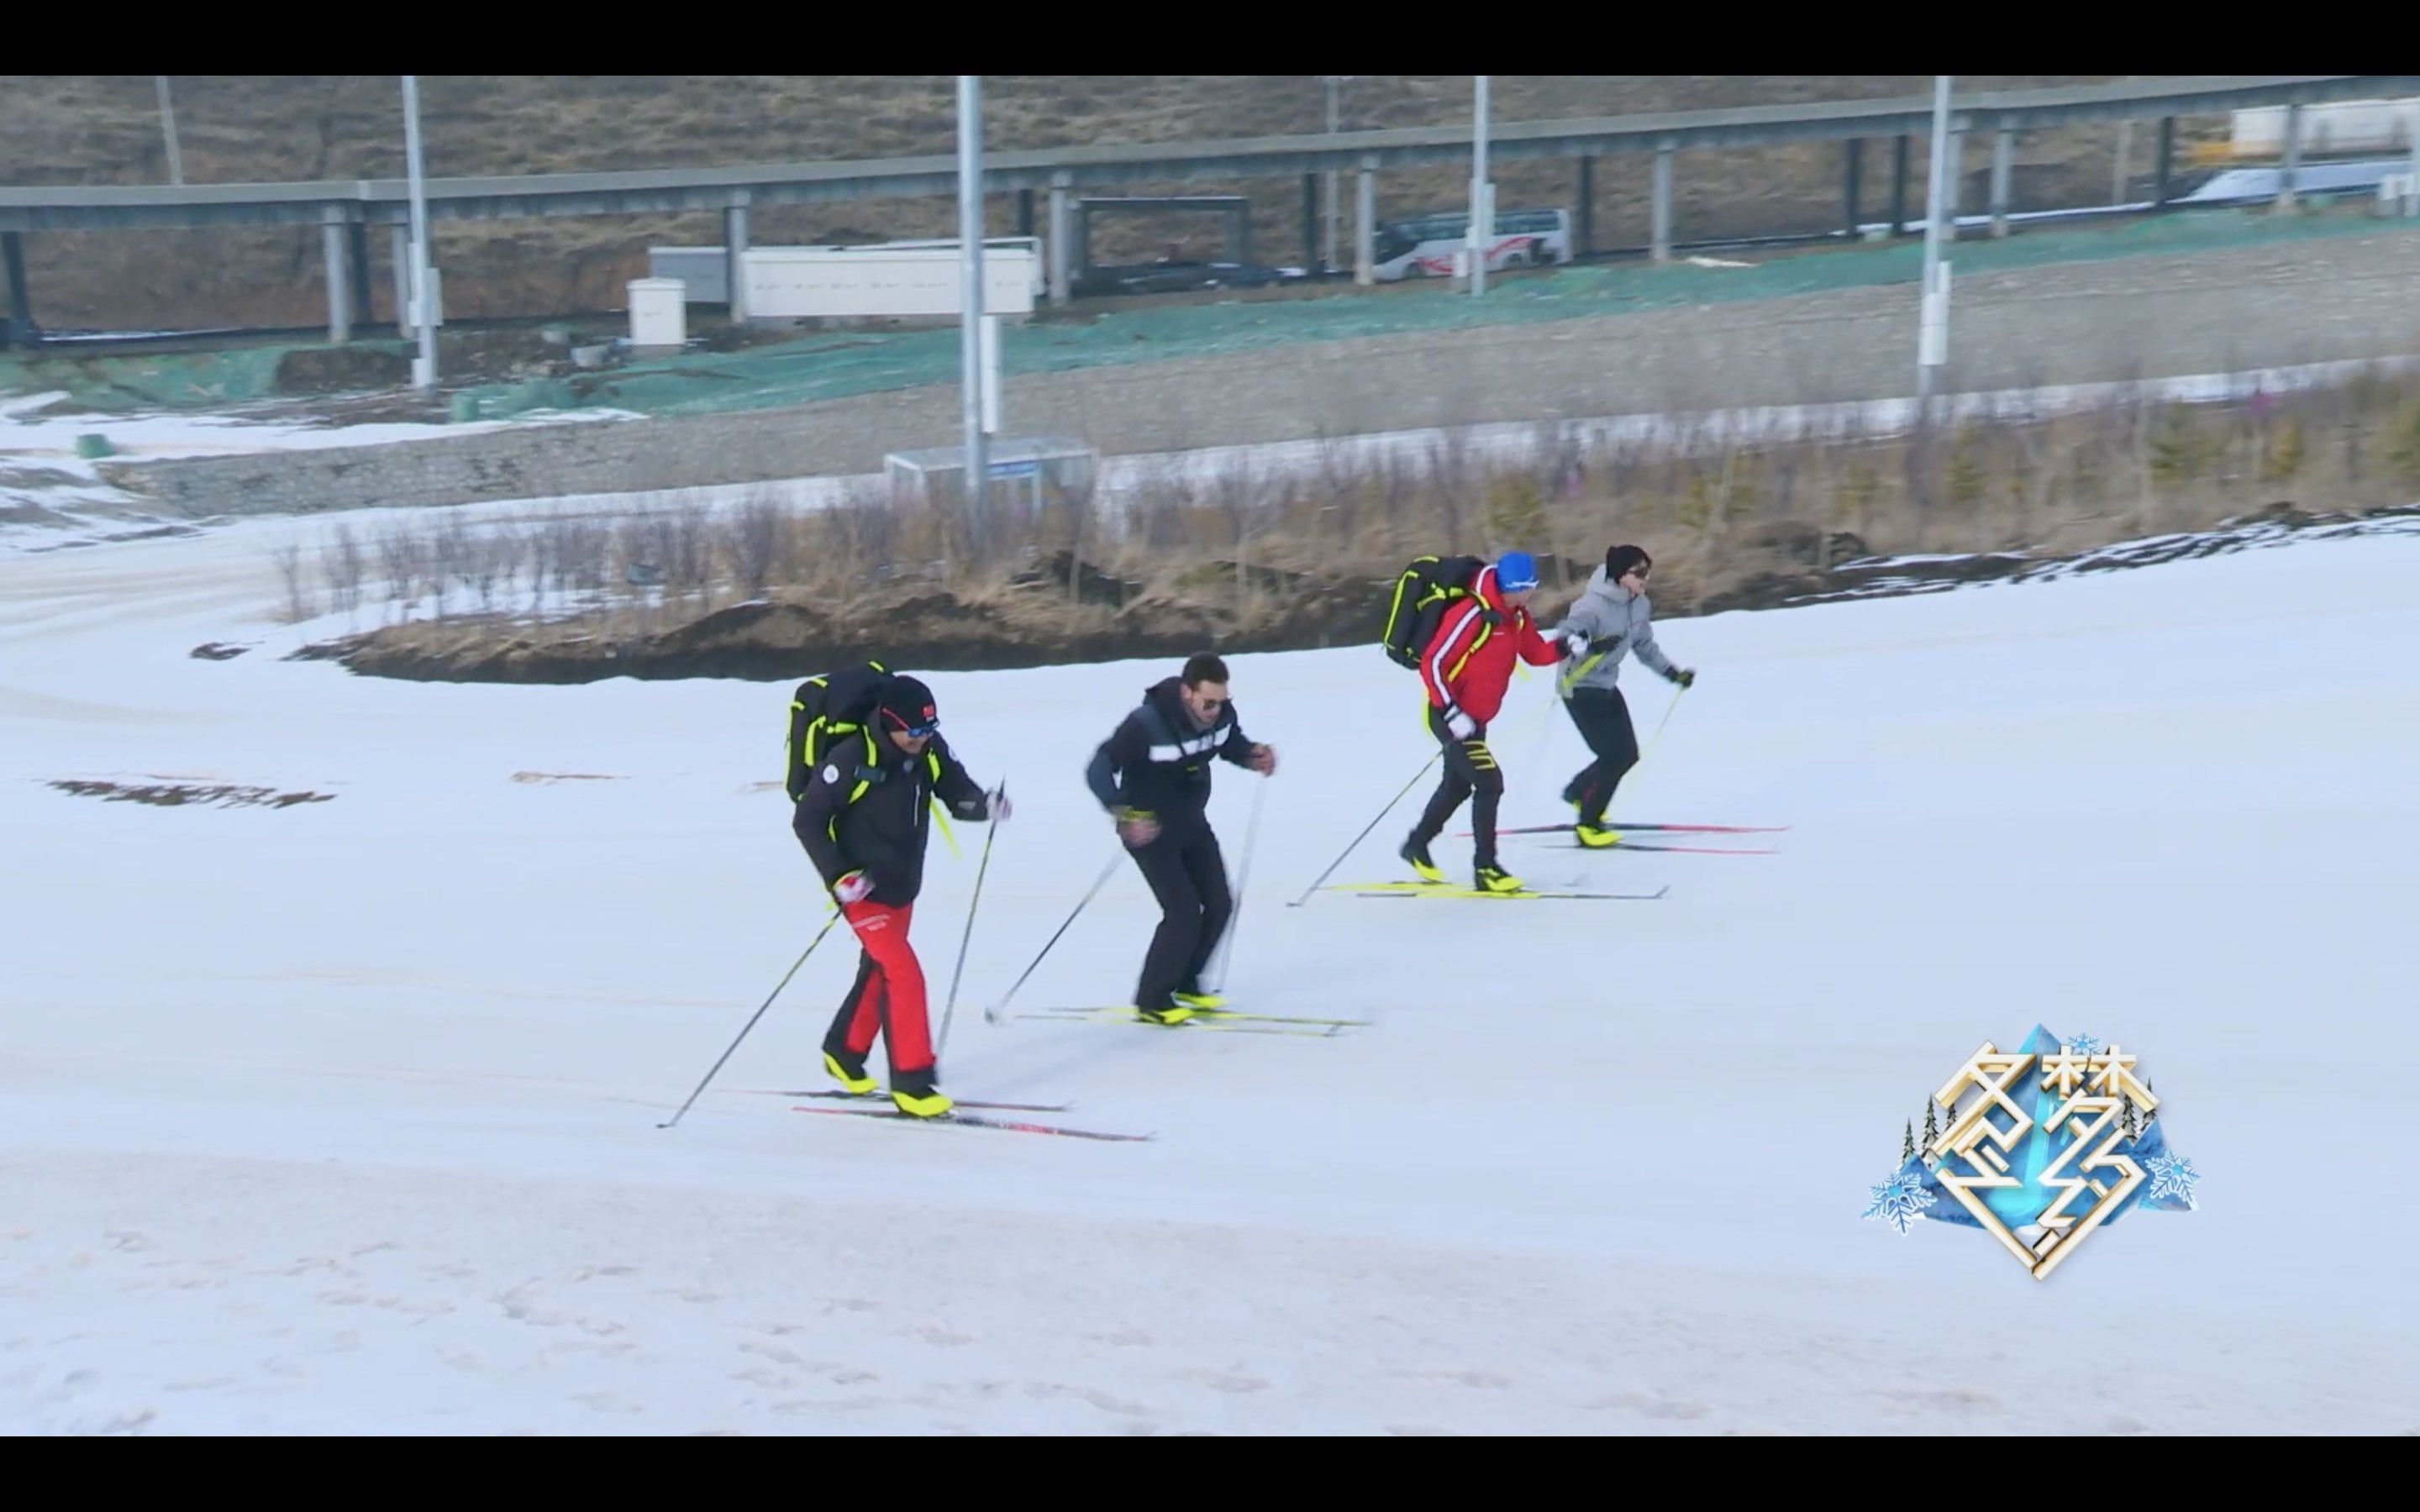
[1370, 208, 1573, 281]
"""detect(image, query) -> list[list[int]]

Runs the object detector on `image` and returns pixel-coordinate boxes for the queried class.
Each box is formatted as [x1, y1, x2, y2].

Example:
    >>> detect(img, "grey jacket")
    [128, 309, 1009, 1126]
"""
[1549, 566, 1677, 696]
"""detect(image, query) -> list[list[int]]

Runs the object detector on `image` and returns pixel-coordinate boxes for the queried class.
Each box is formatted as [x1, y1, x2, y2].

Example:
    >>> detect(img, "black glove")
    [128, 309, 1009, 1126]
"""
[1670, 667, 1697, 689]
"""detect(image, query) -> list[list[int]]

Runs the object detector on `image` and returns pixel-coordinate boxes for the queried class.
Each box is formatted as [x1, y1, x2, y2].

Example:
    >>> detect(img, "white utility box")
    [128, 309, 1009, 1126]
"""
[628, 278, 687, 351]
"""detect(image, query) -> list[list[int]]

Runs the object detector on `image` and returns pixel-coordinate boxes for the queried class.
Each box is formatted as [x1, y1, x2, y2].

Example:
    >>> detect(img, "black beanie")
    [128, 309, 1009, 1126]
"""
[877, 675, 939, 732]
[1605, 544, 1653, 580]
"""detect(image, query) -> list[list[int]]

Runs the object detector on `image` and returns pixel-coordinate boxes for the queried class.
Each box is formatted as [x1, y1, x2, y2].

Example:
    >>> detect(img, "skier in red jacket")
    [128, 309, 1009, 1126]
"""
[1400, 551, 1575, 893]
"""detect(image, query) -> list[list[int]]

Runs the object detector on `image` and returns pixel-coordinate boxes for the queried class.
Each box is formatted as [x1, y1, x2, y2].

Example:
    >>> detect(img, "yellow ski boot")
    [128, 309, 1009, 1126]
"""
[1135, 1003, 1197, 1026]
[1400, 835, 1447, 885]
[1171, 989, 1226, 1012]
[823, 1047, 879, 1095]
[1474, 864, 1526, 895]
[890, 1087, 955, 1118]
[1575, 823, 1623, 849]
[889, 1067, 952, 1118]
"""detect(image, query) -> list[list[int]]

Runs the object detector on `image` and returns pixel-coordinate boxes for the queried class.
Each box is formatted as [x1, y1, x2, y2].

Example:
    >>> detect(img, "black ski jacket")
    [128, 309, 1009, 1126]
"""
[793, 728, 990, 906]
[1085, 676, 1257, 837]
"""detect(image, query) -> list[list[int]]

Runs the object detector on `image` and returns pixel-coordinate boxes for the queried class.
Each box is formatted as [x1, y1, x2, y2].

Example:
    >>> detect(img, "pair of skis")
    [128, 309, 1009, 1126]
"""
[1468, 821, 1786, 857]
[1324, 879, 1671, 901]
[756, 1089, 1154, 1143]
[1002, 1005, 1365, 1037]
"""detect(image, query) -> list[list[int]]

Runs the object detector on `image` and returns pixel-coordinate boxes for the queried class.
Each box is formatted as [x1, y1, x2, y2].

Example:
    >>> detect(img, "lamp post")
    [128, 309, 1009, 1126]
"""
[1468, 74, 1491, 297]
[1322, 76, 1352, 273]
[958, 76, 989, 537]
[1916, 75, 1952, 404]
[402, 76, 437, 391]
[155, 77, 183, 186]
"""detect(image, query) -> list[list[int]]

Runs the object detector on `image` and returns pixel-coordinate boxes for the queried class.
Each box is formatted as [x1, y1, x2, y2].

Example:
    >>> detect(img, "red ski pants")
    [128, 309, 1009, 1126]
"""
[827, 900, 933, 1074]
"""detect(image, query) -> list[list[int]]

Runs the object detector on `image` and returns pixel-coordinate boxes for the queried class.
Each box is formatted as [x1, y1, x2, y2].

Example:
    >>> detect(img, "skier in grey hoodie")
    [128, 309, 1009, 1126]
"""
[1547, 544, 1696, 848]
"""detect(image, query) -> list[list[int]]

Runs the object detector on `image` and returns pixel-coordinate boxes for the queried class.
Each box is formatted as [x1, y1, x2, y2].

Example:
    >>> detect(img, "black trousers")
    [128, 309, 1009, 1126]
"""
[1130, 824, 1233, 1011]
[1562, 686, 1639, 826]
[1410, 706, 1506, 868]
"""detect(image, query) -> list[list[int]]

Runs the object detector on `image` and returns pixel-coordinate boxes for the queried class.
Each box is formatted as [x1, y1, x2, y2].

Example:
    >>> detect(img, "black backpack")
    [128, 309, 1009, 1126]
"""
[786, 660, 892, 802]
[1380, 554, 1492, 669]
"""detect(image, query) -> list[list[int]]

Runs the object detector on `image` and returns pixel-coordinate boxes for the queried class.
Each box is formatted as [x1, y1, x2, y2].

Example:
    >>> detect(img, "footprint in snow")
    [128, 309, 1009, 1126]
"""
[1179, 1368, 1269, 1394]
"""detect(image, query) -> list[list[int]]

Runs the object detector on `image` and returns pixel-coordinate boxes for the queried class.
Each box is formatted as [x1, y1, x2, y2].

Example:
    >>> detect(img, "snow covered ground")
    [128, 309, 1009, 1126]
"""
[3, 504, 2417, 1435]
[0, 391, 631, 537]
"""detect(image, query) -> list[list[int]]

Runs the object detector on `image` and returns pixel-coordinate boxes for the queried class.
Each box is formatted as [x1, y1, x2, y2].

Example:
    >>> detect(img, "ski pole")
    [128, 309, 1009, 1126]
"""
[1515, 661, 1568, 769]
[983, 848, 1124, 1025]
[934, 785, 1005, 1060]
[1639, 682, 1687, 767]
[1284, 749, 1442, 907]
[1616, 684, 1689, 815]
[1206, 774, 1269, 995]
[657, 908, 843, 1129]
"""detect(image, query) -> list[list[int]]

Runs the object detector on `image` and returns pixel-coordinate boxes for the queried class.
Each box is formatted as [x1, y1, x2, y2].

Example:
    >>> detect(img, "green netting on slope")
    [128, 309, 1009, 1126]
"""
[0, 340, 416, 412]
[478, 207, 2420, 422]
[4, 207, 2407, 420]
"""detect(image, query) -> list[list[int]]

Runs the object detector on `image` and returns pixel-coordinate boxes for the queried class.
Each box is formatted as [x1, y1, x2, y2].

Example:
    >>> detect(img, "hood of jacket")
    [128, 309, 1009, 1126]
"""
[1144, 675, 1217, 734]
[1576, 563, 1638, 618]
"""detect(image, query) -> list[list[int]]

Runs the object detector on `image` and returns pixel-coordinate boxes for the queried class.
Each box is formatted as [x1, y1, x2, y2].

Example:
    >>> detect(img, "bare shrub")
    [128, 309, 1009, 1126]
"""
[729, 489, 782, 600]
[320, 522, 366, 619]
[272, 542, 312, 624]
[375, 523, 421, 614]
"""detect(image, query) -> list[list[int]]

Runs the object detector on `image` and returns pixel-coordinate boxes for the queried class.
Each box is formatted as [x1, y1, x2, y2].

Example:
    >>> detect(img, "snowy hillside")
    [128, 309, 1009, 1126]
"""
[3, 507, 2415, 1434]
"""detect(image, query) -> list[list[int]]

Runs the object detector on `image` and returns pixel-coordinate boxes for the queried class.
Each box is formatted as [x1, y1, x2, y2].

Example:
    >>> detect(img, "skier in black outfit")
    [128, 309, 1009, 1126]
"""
[1085, 653, 1277, 1025]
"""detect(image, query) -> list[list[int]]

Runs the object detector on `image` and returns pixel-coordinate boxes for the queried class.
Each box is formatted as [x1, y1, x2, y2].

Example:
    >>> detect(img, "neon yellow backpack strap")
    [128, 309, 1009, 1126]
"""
[924, 749, 963, 859]
[1446, 619, 1492, 682]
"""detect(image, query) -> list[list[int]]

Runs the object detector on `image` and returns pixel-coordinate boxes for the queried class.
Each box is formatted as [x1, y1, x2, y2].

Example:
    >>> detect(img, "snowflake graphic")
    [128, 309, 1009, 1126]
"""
[1862, 1168, 1938, 1235]
[2062, 1033, 2105, 1057]
[2144, 1151, 2201, 1207]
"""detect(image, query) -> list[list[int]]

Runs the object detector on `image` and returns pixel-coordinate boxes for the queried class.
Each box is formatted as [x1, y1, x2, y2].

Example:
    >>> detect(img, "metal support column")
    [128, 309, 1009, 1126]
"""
[389, 224, 411, 339]
[1944, 129, 1965, 239]
[1990, 128, 2014, 237]
[1018, 188, 1034, 238]
[1302, 173, 1318, 267]
[724, 196, 750, 323]
[1578, 155, 1595, 255]
[1891, 134, 1911, 234]
[1650, 143, 1675, 264]
[2279, 102, 2303, 210]
[2409, 102, 2420, 215]
[346, 219, 373, 329]
[1048, 175, 1072, 303]
[1355, 162, 1376, 286]
[2410, 101, 2420, 216]
[320, 210, 352, 344]
[1844, 138, 1863, 237]
[3, 232, 30, 347]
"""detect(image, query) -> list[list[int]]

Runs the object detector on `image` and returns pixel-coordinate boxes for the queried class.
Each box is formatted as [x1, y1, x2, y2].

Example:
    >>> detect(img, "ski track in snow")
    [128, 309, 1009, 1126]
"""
[4, 496, 2419, 1433]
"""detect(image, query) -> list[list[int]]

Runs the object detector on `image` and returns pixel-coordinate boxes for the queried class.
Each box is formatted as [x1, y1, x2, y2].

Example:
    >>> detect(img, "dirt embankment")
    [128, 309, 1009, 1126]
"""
[281, 504, 2414, 685]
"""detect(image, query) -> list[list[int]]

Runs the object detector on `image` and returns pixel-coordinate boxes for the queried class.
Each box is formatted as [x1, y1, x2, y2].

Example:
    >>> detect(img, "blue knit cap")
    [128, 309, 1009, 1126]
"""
[1496, 551, 1539, 591]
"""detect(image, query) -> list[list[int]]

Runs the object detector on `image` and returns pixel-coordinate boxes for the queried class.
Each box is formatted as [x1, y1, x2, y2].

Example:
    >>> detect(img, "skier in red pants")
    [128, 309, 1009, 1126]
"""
[793, 674, 1004, 1117]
